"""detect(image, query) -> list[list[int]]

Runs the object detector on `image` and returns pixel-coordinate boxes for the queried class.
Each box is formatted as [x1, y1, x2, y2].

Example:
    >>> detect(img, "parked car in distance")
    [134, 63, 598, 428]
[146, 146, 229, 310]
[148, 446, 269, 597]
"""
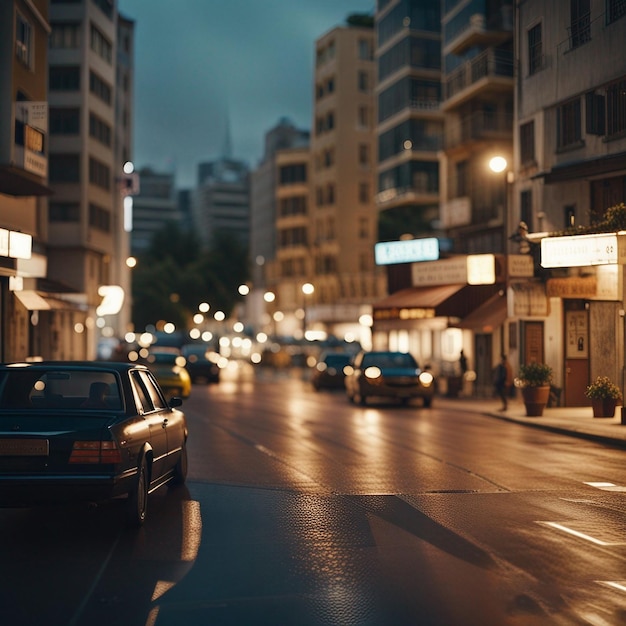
[145, 348, 192, 399]
[181, 343, 220, 384]
[311, 351, 352, 391]
[0, 361, 188, 526]
[344, 350, 435, 407]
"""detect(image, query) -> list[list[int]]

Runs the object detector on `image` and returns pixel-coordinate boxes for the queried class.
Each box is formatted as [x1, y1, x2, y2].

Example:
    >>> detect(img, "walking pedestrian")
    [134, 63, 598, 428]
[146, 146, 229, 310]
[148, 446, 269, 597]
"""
[494, 354, 513, 411]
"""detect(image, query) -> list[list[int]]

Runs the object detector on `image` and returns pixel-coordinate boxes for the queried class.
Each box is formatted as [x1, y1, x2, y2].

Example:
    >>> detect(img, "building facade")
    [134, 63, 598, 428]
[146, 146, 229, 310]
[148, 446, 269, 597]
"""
[515, 0, 626, 406]
[307, 16, 385, 345]
[47, 0, 133, 358]
[0, 0, 51, 361]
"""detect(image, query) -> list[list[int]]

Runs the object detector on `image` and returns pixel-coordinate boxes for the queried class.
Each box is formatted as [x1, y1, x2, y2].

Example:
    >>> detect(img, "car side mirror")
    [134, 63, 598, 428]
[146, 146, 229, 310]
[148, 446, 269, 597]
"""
[169, 396, 183, 408]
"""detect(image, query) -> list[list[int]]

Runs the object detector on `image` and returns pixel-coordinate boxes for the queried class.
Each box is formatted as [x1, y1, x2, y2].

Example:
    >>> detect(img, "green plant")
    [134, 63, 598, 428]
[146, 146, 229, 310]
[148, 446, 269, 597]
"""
[585, 376, 622, 400]
[518, 362, 553, 387]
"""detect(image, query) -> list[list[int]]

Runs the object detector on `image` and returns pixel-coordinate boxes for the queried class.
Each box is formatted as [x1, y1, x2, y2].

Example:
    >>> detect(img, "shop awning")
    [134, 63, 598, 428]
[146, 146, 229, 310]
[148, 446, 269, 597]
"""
[372, 284, 501, 322]
[450, 292, 507, 332]
[13, 290, 81, 311]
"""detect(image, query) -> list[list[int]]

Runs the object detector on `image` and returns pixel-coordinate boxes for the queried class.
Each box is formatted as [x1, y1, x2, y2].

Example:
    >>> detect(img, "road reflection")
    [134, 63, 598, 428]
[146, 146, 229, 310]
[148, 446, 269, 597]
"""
[0, 486, 202, 626]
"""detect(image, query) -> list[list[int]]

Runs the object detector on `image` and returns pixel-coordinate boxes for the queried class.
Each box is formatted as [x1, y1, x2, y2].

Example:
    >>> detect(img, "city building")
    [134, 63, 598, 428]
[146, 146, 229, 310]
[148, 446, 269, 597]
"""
[192, 157, 250, 250]
[131, 167, 181, 256]
[0, 0, 51, 361]
[515, 0, 626, 405]
[47, 0, 133, 358]
[247, 118, 310, 335]
[305, 14, 384, 345]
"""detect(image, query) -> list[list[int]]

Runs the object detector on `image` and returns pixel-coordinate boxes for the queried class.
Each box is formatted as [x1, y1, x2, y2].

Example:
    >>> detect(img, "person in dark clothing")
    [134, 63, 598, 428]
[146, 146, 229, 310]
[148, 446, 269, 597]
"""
[494, 354, 513, 411]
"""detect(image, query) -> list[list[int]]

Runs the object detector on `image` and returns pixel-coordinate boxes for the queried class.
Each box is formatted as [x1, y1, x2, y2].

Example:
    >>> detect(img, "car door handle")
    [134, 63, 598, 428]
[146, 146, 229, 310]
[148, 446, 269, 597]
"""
[162, 418, 168, 428]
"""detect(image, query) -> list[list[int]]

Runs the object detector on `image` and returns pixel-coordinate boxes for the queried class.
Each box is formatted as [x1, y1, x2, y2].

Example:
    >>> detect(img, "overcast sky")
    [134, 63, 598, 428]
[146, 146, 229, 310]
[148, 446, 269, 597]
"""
[119, 1, 375, 188]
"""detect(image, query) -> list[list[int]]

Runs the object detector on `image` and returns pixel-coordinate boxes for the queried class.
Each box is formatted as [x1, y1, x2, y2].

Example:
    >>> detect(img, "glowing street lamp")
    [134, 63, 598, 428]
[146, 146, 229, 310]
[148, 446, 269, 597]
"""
[488, 156, 512, 254]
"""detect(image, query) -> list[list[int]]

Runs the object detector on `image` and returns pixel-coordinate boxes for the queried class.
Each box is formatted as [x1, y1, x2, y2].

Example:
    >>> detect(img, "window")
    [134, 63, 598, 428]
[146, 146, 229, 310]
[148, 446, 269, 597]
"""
[50, 22, 80, 48]
[520, 121, 535, 165]
[89, 113, 112, 146]
[569, 0, 591, 48]
[359, 144, 369, 166]
[557, 98, 582, 149]
[49, 154, 80, 182]
[50, 107, 80, 134]
[90, 71, 112, 105]
[358, 70, 370, 93]
[528, 23, 543, 75]
[606, 77, 626, 137]
[89, 203, 111, 232]
[359, 182, 369, 204]
[607, 0, 626, 24]
[15, 13, 32, 68]
[358, 105, 369, 128]
[359, 217, 369, 238]
[564, 204, 576, 228]
[520, 190, 532, 227]
[586, 91, 606, 135]
[279, 164, 306, 184]
[358, 38, 373, 60]
[49, 202, 80, 222]
[89, 157, 110, 190]
[90, 23, 112, 63]
[50, 66, 80, 91]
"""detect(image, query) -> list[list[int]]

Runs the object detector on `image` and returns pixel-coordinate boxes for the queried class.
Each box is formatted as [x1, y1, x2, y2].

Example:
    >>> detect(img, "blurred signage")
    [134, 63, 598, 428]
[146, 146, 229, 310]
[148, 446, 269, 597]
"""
[0, 229, 32, 259]
[412, 255, 496, 286]
[541, 233, 626, 267]
[15, 102, 47, 177]
[375, 238, 439, 265]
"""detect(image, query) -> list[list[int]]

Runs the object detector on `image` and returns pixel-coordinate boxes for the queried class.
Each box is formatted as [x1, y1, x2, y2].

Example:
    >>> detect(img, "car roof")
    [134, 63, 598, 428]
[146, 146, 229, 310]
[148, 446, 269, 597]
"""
[0, 361, 147, 373]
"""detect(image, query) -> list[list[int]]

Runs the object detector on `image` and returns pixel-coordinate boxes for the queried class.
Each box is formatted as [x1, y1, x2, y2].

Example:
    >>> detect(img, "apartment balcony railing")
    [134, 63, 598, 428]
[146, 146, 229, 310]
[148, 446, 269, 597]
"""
[444, 48, 514, 104]
[445, 110, 513, 150]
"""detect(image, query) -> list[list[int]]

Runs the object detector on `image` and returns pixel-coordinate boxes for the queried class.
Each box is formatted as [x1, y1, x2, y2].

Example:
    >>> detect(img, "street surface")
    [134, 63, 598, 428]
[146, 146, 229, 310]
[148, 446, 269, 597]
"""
[1, 364, 626, 625]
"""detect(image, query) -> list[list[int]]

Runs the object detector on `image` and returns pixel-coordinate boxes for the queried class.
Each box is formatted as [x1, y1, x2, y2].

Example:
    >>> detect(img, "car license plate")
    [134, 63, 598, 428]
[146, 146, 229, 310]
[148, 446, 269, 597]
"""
[0, 439, 49, 456]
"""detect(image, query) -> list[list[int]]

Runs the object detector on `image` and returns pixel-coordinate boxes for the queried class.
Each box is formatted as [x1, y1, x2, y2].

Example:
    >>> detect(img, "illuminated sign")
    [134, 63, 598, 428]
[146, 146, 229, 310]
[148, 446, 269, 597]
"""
[8, 232, 32, 259]
[97, 285, 125, 316]
[375, 238, 439, 265]
[541, 233, 626, 267]
[412, 255, 497, 286]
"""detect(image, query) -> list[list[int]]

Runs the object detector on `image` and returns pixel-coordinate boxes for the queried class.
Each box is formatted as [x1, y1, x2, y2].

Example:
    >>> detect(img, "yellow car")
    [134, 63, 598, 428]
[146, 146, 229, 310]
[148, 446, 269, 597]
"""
[145, 349, 192, 399]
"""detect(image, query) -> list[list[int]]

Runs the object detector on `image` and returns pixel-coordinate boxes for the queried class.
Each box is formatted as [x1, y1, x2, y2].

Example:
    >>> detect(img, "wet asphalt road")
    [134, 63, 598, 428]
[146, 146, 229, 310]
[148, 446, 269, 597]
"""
[2, 366, 626, 625]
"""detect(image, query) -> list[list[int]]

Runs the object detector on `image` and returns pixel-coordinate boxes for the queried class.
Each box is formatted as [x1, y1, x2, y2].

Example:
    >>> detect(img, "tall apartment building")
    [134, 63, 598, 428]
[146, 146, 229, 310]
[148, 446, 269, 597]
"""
[375, 1, 443, 241]
[440, 0, 514, 255]
[192, 157, 250, 250]
[514, 0, 626, 406]
[48, 0, 133, 358]
[0, 0, 51, 361]
[248, 118, 310, 334]
[131, 168, 181, 256]
[307, 15, 384, 343]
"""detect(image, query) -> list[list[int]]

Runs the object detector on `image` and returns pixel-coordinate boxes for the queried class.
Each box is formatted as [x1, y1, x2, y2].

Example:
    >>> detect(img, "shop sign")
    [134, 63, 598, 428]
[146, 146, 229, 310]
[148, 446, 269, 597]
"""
[541, 233, 626, 267]
[375, 238, 439, 265]
[373, 307, 435, 321]
[412, 255, 496, 286]
[509, 283, 549, 317]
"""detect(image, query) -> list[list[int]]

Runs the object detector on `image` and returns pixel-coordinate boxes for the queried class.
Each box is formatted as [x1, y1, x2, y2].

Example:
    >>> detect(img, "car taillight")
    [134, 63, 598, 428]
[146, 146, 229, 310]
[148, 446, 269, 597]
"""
[69, 441, 122, 464]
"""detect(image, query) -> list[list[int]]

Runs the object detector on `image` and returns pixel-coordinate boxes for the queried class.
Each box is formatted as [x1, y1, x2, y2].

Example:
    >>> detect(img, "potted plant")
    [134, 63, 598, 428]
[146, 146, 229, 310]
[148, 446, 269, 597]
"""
[517, 362, 553, 416]
[585, 376, 622, 418]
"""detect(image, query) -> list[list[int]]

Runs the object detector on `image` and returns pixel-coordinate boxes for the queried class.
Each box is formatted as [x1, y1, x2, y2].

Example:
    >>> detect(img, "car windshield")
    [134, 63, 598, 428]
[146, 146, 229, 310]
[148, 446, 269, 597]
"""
[324, 354, 351, 367]
[0, 369, 122, 410]
[363, 353, 417, 369]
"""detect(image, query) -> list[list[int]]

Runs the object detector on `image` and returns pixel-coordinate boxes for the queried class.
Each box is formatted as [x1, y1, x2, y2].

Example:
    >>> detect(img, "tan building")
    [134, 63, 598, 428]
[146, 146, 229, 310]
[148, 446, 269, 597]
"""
[47, 0, 133, 357]
[0, 0, 51, 361]
[307, 17, 384, 345]
[515, 0, 626, 406]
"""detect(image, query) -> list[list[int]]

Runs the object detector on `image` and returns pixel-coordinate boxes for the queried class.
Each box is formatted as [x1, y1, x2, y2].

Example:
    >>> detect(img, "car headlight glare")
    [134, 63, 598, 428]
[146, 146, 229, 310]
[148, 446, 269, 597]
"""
[419, 371, 434, 386]
[364, 366, 381, 379]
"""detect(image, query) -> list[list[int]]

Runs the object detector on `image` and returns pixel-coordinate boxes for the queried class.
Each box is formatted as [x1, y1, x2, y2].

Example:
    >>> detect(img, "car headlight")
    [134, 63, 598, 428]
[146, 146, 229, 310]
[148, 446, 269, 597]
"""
[419, 371, 434, 387]
[364, 366, 382, 379]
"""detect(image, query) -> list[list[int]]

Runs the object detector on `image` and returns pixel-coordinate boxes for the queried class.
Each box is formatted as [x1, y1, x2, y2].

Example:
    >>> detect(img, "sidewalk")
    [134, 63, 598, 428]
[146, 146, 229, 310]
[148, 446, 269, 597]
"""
[436, 395, 626, 448]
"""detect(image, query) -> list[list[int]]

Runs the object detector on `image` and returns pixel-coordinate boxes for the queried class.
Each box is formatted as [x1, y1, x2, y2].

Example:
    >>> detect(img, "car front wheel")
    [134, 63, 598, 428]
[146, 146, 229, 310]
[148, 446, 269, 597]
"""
[126, 456, 149, 527]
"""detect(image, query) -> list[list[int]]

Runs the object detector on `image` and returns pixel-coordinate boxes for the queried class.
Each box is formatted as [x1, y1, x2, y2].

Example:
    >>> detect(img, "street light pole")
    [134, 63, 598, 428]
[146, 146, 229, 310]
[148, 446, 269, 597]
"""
[301, 282, 314, 338]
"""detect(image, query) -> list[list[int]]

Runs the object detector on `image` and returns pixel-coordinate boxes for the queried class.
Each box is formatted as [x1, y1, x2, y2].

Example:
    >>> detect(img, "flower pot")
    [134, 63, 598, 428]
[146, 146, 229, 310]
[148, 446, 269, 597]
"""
[591, 398, 617, 418]
[521, 385, 550, 417]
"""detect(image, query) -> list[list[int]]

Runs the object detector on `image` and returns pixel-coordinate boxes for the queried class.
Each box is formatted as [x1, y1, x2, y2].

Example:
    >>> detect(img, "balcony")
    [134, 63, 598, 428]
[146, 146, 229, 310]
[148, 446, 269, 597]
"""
[443, 49, 514, 111]
[444, 8, 513, 57]
[445, 110, 513, 151]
